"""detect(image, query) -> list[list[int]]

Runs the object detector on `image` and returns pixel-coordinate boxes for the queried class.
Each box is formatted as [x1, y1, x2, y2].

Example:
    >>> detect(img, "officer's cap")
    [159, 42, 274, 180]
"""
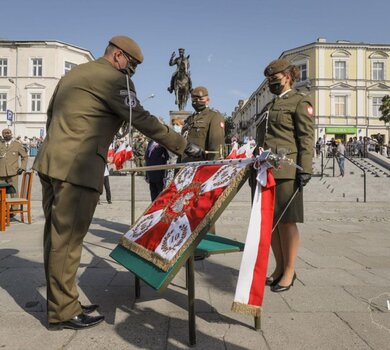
[109, 36, 144, 63]
[191, 86, 208, 98]
[264, 59, 291, 77]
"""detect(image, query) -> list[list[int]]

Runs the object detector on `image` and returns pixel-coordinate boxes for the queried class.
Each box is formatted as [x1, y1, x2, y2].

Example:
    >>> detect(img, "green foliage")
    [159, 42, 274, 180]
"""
[224, 115, 235, 144]
[379, 95, 390, 123]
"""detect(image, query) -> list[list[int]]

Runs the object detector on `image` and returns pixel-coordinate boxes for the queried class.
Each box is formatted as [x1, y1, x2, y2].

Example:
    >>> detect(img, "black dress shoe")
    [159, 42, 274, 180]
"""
[48, 313, 104, 330]
[271, 273, 297, 293]
[81, 304, 99, 314]
[265, 274, 283, 287]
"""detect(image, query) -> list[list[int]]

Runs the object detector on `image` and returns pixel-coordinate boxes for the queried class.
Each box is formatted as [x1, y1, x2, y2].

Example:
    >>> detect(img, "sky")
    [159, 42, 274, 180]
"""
[2, 0, 390, 122]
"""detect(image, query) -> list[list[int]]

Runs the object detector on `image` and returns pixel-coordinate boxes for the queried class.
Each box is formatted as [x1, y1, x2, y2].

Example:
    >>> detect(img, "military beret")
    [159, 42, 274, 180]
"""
[264, 59, 291, 77]
[109, 35, 144, 63]
[191, 86, 208, 97]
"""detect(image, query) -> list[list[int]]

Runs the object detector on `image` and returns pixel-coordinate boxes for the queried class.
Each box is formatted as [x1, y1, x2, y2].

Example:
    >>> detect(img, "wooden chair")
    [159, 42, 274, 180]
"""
[6, 171, 34, 225]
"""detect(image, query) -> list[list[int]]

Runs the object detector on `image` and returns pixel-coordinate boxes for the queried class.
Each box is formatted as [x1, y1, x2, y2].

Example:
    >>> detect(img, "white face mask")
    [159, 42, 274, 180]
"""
[173, 125, 182, 133]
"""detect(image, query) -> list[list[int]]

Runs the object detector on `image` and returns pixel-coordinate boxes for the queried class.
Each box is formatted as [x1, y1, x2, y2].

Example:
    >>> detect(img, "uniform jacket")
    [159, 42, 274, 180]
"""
[256, 89, 314, 179]
[33, 57, 186, 193]
[0, 140, 28, 177]
[181, 107, 225, 162]
[145, 140, 169, 183]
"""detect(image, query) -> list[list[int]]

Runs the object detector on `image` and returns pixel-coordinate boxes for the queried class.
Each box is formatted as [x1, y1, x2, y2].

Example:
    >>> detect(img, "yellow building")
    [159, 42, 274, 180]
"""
[232, 38, 390, 144]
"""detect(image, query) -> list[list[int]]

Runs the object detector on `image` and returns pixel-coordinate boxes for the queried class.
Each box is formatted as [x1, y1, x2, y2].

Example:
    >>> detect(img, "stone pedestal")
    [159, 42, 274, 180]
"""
[169, 110, 192, 125]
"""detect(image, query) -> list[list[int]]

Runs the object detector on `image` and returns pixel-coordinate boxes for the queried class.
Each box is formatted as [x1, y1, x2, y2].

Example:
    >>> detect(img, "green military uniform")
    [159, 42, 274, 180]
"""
[256, 89, 314, 223]
[33, 56, 187, 324]
[181, 107, 225, 162]
[0, 140, 28, 197]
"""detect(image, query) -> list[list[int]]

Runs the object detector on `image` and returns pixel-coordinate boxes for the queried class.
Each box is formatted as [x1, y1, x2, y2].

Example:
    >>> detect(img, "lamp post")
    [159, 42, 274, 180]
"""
[142, 93, 155, 103]
[8, 78, 21, 135]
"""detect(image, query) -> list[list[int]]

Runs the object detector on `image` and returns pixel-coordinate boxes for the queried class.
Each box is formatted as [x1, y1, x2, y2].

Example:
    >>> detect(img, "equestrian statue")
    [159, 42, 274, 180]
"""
[168, 48, 192, 111]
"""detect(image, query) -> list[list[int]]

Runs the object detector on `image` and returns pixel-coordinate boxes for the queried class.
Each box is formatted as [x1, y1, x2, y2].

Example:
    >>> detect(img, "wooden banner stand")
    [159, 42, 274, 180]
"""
[110, 172, 261, 346]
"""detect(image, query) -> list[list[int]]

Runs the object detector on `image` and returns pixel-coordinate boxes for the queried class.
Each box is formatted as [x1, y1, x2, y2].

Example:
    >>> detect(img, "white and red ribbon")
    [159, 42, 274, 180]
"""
[232, 163, 275, 316]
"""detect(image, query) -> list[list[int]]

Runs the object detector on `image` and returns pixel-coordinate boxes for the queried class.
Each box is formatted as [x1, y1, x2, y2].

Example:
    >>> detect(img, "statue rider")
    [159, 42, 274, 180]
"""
[167, 48, 192, 93]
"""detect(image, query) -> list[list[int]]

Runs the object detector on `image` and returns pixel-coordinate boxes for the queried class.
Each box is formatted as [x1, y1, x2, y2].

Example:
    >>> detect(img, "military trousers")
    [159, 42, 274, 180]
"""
[39, 173, 100, 323]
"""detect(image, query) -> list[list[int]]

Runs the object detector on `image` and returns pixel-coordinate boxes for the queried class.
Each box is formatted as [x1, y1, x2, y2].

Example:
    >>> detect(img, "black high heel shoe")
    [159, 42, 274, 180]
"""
[271, 273, 296, 293]
[265, 274, 283, 287]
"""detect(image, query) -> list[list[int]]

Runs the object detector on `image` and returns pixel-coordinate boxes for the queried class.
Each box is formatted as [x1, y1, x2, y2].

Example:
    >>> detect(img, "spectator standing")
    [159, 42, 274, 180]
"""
[145, 140, 169, 201]
[0, 128, 28, 198]
[336, 140, 346, 177]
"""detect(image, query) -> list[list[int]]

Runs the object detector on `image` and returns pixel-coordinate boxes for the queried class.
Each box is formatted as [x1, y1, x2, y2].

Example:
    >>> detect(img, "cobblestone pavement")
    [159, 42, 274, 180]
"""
[1, 158, 390, 349]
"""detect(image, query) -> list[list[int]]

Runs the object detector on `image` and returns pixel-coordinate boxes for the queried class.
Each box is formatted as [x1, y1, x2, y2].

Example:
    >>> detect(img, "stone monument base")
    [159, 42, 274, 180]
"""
[169, 110, 192, 125]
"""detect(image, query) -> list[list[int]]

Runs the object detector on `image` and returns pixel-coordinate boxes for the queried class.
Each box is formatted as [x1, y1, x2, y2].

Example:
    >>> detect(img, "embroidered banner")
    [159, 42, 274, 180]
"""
[120, 162, 249, 271]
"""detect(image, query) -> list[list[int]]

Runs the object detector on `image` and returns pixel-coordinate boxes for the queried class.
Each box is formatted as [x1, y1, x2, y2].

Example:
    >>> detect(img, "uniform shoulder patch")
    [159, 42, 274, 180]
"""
[120, 90, 137, 107]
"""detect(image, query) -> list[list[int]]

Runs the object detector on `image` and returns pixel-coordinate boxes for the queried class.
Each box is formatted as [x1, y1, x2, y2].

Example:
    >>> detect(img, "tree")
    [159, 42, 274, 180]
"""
[223, 114, 235, 144]
[379, 95, 390, 123]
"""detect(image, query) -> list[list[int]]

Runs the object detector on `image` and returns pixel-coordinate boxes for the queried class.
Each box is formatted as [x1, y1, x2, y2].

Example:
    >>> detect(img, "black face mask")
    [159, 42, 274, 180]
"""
[119, 53, 138, 77]
[192, 101, 207, 112]
[268, 80, 284, 95]
[120, 63, 135, 77]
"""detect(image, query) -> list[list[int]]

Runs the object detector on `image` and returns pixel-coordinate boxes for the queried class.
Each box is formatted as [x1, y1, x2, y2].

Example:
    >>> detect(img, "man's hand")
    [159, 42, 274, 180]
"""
[297, 173, 311, 190]
[184, 142, 204, 159]
[171, 51, 176, 58]
[17, 168, 25, 175]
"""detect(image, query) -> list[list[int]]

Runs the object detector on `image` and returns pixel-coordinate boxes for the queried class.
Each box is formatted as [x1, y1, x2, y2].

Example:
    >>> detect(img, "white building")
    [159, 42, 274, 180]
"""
[0, 40, 94, 138]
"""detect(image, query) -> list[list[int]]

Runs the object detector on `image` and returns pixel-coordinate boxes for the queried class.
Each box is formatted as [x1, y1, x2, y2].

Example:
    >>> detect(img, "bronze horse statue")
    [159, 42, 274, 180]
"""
[173, 69, 192, 111]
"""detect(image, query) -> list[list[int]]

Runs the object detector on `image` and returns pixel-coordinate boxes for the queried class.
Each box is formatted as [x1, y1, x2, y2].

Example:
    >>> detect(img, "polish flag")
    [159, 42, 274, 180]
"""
[232, 165, 275, 316]
[236, 143, 256, 159]
[226, 141, 239, 159]
[125, 145, 133, 161]
[113, 143, 127, 170]
[107, 144, 115, 163]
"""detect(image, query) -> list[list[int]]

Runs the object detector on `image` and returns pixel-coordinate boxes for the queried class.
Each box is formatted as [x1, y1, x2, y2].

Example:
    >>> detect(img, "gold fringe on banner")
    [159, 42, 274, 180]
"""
[231, 301, 261, 317]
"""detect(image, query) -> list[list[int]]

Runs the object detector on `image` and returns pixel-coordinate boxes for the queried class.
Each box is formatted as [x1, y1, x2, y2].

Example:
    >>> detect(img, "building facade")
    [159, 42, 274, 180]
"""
[0, 40, 94, 137]
[232, 38, 390, 144]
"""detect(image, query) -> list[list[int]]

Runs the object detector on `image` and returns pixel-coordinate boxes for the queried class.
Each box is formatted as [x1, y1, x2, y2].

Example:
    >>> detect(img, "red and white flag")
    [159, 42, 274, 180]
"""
[107, 144, 115, 163]
[125, 145, 133, 161]
[232, 163, 275, 316]
[113, 143, 127, 170]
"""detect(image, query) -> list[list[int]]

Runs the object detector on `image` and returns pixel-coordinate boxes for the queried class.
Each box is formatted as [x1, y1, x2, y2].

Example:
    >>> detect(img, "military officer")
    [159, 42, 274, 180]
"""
[180, 86, 225, 243]
[0, 128, 28, 198]
[181, 86, 225, 162]
[255, 59, 314, 293]
[33, 35, 203, 331]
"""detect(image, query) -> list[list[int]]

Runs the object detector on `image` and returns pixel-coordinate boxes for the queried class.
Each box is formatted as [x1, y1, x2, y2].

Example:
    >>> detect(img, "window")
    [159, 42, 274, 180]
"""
[0, 59, 7, 77]
[295, 63, 308, 82]
[334, 96, 346, 116]
[372, 97, 382, 117]
[64, 61, 77, 74]
[31, 58, 43, 77]
[0, 93, 7, 112]
[334, 61, 346, 80]
[31, 93, 42, 112]
[372, 62, 384, 80]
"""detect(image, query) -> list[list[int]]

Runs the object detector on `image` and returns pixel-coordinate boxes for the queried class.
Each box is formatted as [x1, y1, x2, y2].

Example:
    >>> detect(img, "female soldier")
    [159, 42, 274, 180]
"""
[257, 59, 314, 292]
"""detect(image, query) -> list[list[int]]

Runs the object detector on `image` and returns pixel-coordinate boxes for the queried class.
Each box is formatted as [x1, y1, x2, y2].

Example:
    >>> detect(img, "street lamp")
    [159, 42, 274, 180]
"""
[142, 94, 155, 103]
[8, 78, 22, 135]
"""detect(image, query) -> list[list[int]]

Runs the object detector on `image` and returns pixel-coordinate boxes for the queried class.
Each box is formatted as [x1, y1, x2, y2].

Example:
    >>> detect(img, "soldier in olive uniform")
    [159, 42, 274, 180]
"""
[33, 35, 203, 330]
[181, 86, 225, 162]
[181, 86, 225, 242]
[255, 59, 314, 293]
[0, 128, 28, 198]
